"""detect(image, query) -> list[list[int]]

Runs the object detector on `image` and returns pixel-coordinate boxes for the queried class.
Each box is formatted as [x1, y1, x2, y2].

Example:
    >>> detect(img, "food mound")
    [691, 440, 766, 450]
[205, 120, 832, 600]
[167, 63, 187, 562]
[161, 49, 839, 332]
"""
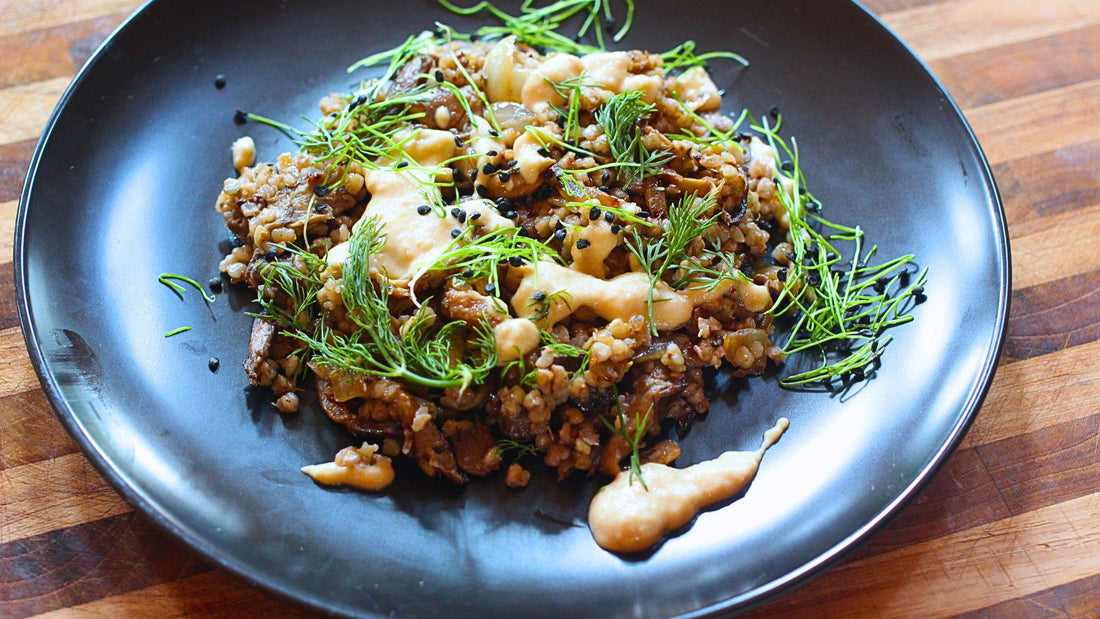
[214, 35, 800, 491]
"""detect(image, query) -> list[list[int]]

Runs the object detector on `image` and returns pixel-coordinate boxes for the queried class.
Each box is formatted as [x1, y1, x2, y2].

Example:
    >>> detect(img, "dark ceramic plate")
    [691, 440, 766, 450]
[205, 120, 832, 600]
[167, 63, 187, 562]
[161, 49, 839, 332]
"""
[16, 0, 1009, 616]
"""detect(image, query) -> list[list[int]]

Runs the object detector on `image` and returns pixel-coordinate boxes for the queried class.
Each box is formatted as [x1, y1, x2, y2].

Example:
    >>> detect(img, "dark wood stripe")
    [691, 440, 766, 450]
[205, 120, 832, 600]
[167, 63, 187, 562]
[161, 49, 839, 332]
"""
[0, 138, 36, 203]
[977, 412, 1100, 516]
[0, 264, 18, 331]
[0, 13, 126, 90]
[954, 571, 1100, 618]
[993, 139, 1100, 228]
[0, 389, 76, 470]
[930, 24, 1100, 109]
[0, 512, 209, 618]
[845, 446, 1009, 561]
[1003, 269, 1100, 363]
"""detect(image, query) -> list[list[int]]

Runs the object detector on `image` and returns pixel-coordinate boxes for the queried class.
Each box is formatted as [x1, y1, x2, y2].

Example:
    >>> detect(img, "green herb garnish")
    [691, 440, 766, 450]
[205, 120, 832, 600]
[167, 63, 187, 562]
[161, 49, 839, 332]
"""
[159, 273, 215, 304]
[595, 90, 672, 186]
[602, 390, 651, 489]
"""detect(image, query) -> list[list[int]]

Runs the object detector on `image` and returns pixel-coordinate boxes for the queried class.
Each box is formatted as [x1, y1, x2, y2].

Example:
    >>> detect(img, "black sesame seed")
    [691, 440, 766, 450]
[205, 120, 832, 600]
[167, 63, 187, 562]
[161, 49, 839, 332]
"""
[859, 328, 876, 338]
[532, 291, 547, 302]
[555, 115, 566, 128]
[450, 207, 463, 218]
[454, 136, 465, 148]
[537, 147, 550, 157]
[610, 224, 621, 235]
[230, 234, 243, 247]
[912, 285, 925, 295]
[495, 197, 512, 209]
[785, 251, 797, 263]
[508, 256, 524, 267]
[553, 228, 567, 241]
[313, 185, 330, 197]
[488, 130, 500, 137]
[214, 75, 227, 89]
[434, 69, 445, 82]
[806, 272, 821, 287]
[636, 210, 650, 218]
[233, 110, 248, 125]
[208, 277, 223, 293]
[312, 202, 329, 213]
[451, 167, 464, 182]
[451, 228, 462, 238]
[396, 161, 409, 169]
[462, 268, 474, 278]
[486, 150, 498, 157]
[264, 249, 279, 261]
[476, 184, 489, 197]
[603, 211, 615, 223]
[576, 238, 591, 249]
[504, 210, 517, 219]
[873, 277, 888, 292]
[589, 207, 601, 220]
[352, 94, 368, 108]
[208, 357, 220, 372]
[417, 204, 432, 215]
[469, 212, 481, 221]
[601, 171, 611, 185]
[777, 268, 788, 282]
[769, 106, 781, 118]
[781, 161, 794, 172]
[498, 171, 511, 183]
[482, 162, 496, 175]
[471, 168, 479, 182]
[485, 283, 496, 294]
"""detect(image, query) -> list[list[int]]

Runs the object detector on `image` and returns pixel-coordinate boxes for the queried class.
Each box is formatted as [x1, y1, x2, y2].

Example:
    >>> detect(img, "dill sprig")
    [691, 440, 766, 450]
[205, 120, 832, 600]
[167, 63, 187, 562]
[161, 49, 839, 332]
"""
[164, 326, 191, 338]
[292, 217, 497, 391]
[412, 224, 563, 299]
[595, 90, 672, 186]
[624, 190, 722, 334]
[253, 245, 327, 331]
[437, 0, 635, 55]
[496, 438, 539, 459]
[752, 116, 927, 386]
[601, 390, 651, 489]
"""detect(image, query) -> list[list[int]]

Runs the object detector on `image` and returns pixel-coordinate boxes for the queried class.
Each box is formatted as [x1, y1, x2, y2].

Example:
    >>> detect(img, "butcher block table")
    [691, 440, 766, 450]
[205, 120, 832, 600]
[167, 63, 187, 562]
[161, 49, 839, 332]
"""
[2, 0, 1099, 616]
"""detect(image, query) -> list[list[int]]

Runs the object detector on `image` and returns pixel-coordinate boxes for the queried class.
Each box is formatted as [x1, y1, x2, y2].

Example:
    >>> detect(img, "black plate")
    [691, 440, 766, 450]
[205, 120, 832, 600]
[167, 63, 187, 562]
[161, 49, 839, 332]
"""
[16, 0, 1009, 616]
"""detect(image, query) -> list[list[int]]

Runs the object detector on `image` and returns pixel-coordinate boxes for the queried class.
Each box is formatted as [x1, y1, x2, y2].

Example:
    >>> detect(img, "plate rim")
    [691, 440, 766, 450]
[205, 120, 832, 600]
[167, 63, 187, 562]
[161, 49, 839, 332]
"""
[13, 0, 1012, 616]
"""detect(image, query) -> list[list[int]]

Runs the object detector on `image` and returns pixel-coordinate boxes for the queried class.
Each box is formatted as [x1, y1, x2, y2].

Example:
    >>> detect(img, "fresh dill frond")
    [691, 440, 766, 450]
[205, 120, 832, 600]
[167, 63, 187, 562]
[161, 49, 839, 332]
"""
[624, 190, 722, 334]
[595, 90, 672, 186]
[539, 328, 591, 374]
[601, 390, 651, 490]
[496, 438, 539, 459]
[253, 245, 326, 331]
[164, 326, 192, 337]
[413, 224, 563, 298]
[158, 273, 216, 304]
[291, 217, 497, 391]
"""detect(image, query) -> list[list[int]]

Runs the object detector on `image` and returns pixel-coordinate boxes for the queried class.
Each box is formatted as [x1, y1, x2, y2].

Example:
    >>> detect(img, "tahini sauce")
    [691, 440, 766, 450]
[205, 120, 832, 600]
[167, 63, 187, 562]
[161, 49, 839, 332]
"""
[301, 442, 395, 491]
[588, 418, 789, 553]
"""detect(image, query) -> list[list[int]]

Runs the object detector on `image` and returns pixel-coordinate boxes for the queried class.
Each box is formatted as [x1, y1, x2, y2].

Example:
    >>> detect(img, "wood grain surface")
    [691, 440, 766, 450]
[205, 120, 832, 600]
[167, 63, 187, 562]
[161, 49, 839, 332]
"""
[2, 0, 1098, 617]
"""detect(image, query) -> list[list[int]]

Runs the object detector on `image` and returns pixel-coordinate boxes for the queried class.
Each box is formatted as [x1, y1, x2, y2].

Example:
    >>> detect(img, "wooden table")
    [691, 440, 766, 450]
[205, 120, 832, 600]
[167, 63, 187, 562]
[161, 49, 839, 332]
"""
[2, 0, 1098, 616]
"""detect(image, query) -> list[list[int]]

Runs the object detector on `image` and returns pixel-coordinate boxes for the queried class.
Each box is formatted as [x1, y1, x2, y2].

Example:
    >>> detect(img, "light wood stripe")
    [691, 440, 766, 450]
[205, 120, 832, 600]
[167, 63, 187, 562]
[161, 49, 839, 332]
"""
[962, 339, 1100, 450]
[31, 570, 313, 618]
[1010, 202, 1100, 291]
[883, 0, 1100, 62]
[0, 0, 142, 40]
[762, 490, 1100, 617]
[0, 326, 39, 398]
[1, 199, 17, 258]
[0, 452, 131, 543]
[0, 76, 71, 146]
[966, 78, 1100, 166]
